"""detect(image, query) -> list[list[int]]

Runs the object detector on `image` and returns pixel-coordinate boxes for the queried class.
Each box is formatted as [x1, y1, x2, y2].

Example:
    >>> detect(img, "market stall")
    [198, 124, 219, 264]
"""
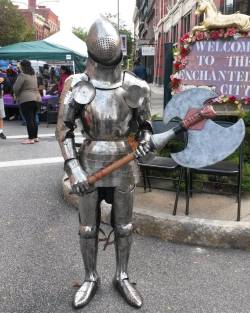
[0, 40, 86, 73]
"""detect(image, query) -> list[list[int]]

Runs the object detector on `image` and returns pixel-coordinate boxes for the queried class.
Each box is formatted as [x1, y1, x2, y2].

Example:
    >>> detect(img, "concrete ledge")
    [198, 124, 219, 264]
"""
[63, 177, 250, 250]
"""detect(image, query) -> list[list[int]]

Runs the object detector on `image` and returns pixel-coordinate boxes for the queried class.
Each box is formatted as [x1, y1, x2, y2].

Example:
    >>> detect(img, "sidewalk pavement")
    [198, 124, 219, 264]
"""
[149, 83, 164, 117]
[149, 83, 164, 96]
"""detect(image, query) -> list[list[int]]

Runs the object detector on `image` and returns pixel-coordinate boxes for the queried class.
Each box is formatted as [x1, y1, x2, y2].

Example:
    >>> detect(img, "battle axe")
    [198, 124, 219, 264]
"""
[87, 88, 245, 185]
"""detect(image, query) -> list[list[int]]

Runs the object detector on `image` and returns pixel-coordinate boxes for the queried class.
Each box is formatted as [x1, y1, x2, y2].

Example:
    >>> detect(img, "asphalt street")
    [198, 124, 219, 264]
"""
[0, 121, 250, 313]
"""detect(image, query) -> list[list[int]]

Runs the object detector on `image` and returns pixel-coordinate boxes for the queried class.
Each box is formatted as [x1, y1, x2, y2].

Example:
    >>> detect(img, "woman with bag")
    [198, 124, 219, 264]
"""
[13, 60, 41, 144]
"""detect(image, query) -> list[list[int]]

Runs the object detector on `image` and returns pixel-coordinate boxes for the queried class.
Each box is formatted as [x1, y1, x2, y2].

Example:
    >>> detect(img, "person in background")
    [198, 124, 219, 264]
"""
[0, 72, 7, 139]
[57, 66, 71, 95]
[49, 67, 57, 84]
[42, 64, 50, 90]
[132, 59, 148, 81]
[13, 60, 41, 144]
[7, 63, 17, 86]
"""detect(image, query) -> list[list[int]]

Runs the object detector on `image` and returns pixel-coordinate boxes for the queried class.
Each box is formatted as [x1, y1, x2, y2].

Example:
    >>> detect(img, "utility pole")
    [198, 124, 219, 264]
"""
[117, 0, 120, 32]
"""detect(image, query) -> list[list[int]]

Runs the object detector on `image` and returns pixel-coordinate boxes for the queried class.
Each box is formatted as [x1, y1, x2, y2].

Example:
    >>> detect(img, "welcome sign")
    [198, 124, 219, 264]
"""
[179, 38, 250, 98]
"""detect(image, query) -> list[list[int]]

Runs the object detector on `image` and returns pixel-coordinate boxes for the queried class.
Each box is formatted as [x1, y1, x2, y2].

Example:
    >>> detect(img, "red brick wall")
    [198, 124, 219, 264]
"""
[154, 0, 165, 84]
[28, 0, 36, 11]
[19, 6, 60, 40]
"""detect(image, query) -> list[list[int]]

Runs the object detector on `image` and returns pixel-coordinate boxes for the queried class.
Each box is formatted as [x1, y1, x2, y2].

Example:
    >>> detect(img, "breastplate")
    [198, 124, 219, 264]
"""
[77, 87, 139, 187]
[80, 88, 132, 140]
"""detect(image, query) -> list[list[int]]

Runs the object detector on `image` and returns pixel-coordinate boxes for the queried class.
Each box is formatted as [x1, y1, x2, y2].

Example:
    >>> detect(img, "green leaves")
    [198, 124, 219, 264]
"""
[72, 27, 88, 42]
[0, 0, 35, 46]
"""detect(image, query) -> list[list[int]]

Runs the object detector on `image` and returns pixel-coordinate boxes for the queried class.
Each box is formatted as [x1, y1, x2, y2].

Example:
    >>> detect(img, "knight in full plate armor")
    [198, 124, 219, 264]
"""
[56, 16, 152, 309]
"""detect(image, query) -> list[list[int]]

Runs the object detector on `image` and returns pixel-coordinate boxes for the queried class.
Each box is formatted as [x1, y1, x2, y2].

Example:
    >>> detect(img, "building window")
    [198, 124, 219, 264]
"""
[164, 32, 169, 43]
[171, 24, 178, 43]
[182, 11, 191, 35]
[222, 0, 250, 14]
[224, 0, 234, 13]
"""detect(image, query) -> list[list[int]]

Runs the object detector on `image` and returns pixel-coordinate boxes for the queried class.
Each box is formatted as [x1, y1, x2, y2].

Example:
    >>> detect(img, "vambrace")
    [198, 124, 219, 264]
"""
[64, 159, 89, 190]
[62, 134, 77, 160]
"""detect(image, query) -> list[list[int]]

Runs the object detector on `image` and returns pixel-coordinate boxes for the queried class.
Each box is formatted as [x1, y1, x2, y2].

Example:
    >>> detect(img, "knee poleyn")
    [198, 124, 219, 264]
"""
[114, 223, 133, 237]
[79, 225, 98, 239]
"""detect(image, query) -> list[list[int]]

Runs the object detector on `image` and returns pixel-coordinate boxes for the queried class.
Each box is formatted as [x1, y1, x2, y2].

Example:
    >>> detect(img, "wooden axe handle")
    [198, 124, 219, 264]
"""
[87, 153, 135, 185]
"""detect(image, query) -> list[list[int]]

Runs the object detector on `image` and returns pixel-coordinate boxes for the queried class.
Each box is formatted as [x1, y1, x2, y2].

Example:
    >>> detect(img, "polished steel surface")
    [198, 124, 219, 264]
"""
[112, 185, 143, 308]
[86, 58, 122, 89]
[86, 16, 122, 65]
[71, 73, 89, 88]
[64, 159, 89, 194]
[81, 88, 132, 140]
[150, 129, 176, 151]
[56, 17, 151, 308]
[113, 184, 134, 279]
[62, 90, 74, 123]
[171, 118, 245, 168]
[123, 72, 151, 113]
[72, 80, 96, 104]
[73, 281, 99, 309]
[113, 278, 143, 308]
[73, 190, 100, 309]
[62, 137, 77, 160]
[79, 140, 139, 187]
[135, 130, 153, 159]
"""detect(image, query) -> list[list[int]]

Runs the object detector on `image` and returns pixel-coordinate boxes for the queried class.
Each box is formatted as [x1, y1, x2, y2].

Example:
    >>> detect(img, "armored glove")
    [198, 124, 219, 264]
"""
[64, 159, 89, 195]
[135, 130, 152, 159]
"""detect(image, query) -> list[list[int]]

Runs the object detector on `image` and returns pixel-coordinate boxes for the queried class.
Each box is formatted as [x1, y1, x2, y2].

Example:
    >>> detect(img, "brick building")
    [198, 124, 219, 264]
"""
[19, 0, 60, 40]
[134, 0, 250, 85]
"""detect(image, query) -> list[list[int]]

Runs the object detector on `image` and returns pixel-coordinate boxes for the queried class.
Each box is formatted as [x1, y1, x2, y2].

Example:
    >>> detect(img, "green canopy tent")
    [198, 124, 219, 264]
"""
[0, 40, 86, 72]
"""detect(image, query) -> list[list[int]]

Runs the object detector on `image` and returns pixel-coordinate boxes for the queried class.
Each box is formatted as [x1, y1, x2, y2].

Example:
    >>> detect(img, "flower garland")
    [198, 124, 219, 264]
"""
[171, 27, 250, 108]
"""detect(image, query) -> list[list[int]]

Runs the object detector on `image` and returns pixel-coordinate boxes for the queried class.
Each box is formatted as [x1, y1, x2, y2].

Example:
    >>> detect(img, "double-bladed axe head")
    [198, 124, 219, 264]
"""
[163, 88, 245, 168]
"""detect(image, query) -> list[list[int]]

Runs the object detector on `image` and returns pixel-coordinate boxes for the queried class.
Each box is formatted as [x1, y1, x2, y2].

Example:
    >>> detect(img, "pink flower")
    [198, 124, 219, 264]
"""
[210, 30, 220, 40]
[174, 62, 182, 71]
[244, 98, 250, 105]
[181, 47, 189, 57]
[195, 31, 204, 41]
[181, 57, 187, 66]
[226, 27, 237, 37]
[180, 33, 190, 44]
[171, 78, 181, 89]
[228, 96, 237, 102]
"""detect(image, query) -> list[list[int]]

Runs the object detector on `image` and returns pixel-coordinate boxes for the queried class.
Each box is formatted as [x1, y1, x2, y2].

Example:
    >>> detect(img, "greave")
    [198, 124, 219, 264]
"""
[114, 224, 132, 281]
[73, 225, 99, 309]
[113, 224, 143, 308]
[79, 225, 99, 282]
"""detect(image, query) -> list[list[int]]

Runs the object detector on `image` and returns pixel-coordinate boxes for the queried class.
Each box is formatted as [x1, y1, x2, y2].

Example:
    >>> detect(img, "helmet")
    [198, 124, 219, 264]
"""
[86, 16, 122, 66]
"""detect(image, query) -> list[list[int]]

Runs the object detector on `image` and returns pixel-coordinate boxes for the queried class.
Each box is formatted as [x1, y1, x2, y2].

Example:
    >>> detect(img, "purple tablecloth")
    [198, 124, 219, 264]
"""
[3, 94, 59, 108]
[3, 95, 16, 107]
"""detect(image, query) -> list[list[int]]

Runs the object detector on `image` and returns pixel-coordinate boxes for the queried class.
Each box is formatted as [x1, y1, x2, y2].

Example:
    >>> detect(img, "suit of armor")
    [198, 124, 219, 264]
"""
[56, 17, 152, 309]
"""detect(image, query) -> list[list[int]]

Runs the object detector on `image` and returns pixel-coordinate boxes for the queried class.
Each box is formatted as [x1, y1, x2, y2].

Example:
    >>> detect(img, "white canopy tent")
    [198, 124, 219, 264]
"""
[44, 30, 88, 58]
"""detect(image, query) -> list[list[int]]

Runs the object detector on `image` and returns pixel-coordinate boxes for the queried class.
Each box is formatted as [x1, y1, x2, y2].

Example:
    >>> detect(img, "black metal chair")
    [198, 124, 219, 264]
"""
[138, 119, 186, 214]
[46, 97, 59, 127]
[183, 120, 244, 221]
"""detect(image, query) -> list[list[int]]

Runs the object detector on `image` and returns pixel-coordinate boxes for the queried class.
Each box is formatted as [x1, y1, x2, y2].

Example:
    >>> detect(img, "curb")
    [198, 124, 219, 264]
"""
[62, 177, 250, 250]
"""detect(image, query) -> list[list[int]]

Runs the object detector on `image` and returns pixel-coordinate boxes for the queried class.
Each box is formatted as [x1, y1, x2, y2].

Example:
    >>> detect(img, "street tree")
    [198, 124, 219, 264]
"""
[0, 0, 35, 46]
[72, 27, 88, 42]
